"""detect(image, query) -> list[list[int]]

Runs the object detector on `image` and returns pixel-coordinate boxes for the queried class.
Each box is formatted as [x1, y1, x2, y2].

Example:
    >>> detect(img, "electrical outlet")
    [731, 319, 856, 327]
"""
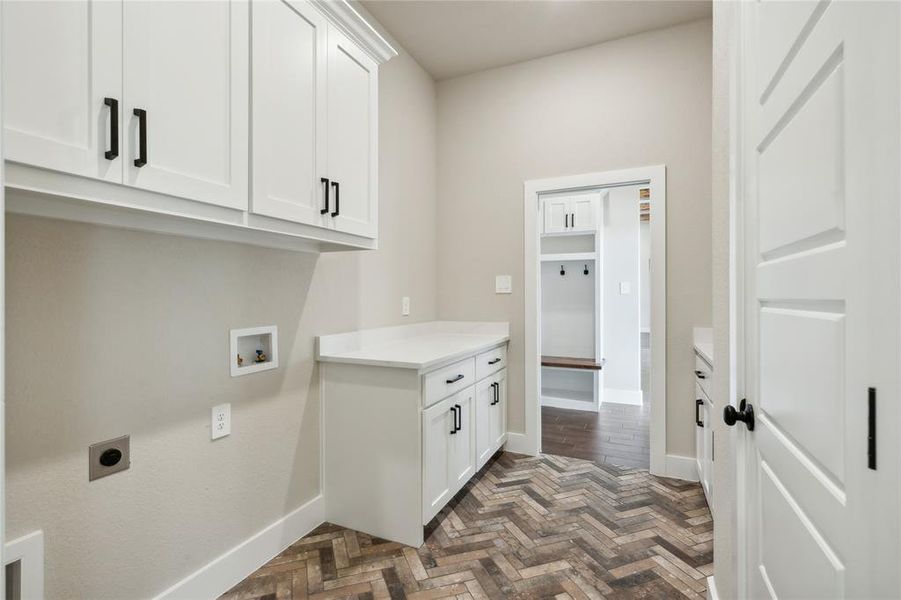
[89, 435, 130, 481]
[212, 403, 231, 440]
[402, 296, 411, 316]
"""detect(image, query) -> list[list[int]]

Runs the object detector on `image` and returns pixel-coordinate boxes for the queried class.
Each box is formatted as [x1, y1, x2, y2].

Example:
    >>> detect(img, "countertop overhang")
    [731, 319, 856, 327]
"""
[316, 321, 510, 371]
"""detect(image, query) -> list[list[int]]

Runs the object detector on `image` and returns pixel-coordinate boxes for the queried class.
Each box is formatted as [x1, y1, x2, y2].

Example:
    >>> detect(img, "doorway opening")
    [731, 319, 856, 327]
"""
[523, 166, 666, 475]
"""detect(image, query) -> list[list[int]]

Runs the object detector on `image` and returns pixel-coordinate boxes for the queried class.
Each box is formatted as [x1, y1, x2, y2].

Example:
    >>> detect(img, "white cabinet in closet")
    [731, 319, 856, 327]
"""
[1, 0, 122, 182]
[542, 194, 599, 234]
[694, 348, 714, 509]
[123, 0, 248, 209]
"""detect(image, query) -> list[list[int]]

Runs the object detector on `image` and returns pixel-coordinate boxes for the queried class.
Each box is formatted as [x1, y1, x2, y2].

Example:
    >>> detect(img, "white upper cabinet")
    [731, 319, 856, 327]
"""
[542, 194, 599, 235]
[1, 0, 123, 182]
[251, 0, 328, 226]
[325, 25, 378, 238]
[123, 0, 249, 210]
[2, 0, 396, 252]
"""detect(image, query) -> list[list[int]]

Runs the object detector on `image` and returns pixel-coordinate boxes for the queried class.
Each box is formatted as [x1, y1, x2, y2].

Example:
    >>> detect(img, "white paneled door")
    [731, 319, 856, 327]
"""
[123, 0, 248, 210]
[326, 25, 378, 238]
[1, 0, 122, 182]
[251, 0, 327, 226]
[739, 1, 899, 597]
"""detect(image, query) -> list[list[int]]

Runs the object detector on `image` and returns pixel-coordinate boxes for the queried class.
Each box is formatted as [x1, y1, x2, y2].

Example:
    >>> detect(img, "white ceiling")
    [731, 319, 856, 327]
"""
[361, 0, 712, 81]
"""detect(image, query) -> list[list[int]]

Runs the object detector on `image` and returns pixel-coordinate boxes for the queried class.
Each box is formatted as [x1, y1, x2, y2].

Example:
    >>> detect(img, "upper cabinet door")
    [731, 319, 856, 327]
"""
[251, 0, 328, 226]
[1, 0, 123, 182]
[569, 195, 598, 232]
[326, 25, 378, 238]
[123, 0, 249, 210]
[543, 197, 569, 234]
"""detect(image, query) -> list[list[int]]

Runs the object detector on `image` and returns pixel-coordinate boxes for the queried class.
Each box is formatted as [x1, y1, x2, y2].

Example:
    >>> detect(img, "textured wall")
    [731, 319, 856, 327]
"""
[5, 48, 437, 599]
[435, 19, 713, 457]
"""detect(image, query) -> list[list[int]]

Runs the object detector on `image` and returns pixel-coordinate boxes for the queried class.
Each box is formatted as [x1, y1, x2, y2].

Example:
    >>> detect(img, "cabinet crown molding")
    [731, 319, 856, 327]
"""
[311, 0, 398, 64]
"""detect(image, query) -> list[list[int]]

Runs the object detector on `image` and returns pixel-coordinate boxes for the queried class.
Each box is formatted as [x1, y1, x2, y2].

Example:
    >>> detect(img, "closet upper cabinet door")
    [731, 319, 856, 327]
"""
[569, 196, 598, 232]
[251, 0, 327, 226]
[1, 0, 122, 181]
[123, 1, 248, 210]
[543, 197, 569, 234]
[326, 26, 378, 239]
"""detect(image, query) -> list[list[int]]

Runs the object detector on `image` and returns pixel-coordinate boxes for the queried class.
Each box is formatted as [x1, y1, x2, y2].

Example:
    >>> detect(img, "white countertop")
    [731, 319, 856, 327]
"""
[316, 321, 510, 371]
[693, 326, 713, 366]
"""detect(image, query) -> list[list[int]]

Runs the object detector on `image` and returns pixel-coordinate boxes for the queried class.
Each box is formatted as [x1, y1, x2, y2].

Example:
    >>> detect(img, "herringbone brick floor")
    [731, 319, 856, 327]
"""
[220, 452, 713, 599]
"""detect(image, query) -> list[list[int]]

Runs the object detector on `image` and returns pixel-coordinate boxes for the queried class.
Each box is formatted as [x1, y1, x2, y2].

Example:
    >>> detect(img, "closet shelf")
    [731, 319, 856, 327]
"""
[539, 252, 597, 262]
[541, 356, 605, 371]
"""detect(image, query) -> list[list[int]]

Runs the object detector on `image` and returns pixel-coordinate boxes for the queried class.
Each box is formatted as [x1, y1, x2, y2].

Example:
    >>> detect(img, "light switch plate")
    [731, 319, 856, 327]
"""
[212, 403, 231, 440]
[402, 296, 410, 316]
[495, 275, 512, 294]
[620, 281, 631, 295]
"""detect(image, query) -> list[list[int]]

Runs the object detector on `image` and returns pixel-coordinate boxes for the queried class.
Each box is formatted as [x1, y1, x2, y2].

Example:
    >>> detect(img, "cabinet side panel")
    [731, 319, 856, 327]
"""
[322, 363, 423, 546]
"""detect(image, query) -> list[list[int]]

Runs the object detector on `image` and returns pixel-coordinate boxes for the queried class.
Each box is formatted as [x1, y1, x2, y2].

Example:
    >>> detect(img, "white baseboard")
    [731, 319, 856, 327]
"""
[541, 395, 598, 412]
[153, 494, 324, 600]
[707, 575, 719, 600]
[504, 432, 538, 456]
[5, 530, 44, 600]
[664, 453, 699, 482]
[602, 388, 643, 406]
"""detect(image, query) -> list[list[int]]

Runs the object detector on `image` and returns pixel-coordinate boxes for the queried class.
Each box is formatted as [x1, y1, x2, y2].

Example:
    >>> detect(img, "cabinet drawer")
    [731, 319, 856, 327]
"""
[423, 358, 475, 408]
[475, 346, 507, 380]
[694, 352, 712, 399]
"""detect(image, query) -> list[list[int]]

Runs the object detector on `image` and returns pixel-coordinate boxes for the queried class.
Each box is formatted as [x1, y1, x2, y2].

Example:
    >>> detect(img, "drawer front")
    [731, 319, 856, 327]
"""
[424, 357, 476, 408]
[476, 345, 507, 380]
[694, 353, 712, 399]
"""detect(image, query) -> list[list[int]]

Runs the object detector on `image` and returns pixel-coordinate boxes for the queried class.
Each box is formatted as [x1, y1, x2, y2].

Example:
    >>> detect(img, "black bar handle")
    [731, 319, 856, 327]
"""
[455, 404, 462, 431]
[320, 177, 330, 214]
[695, 399, 704, 427]
[488, 357, 501, 365]
[104, 98, 118, 160]
[491, 382, 499, 405]
[572, 212, 576, 227]
[446, 373, 464, 384]
[565, 214, 569, 228]
[133, 108, 147, 167]
[450, 406, 457, 434]
[694, 369, 706, 380]
[331, 181, 340, 217]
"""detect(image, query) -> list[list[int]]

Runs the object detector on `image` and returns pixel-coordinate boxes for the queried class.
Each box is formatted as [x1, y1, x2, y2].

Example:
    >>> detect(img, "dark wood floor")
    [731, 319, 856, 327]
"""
[220, 452, 712, 600]
[542, 334, 651, 469]
[542, 404, 650, 469]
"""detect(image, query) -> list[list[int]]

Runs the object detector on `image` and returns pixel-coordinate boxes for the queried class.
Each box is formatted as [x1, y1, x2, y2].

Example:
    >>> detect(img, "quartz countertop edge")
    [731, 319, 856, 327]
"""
[316, 322, 511, 372]
[692, 326, 714, 367]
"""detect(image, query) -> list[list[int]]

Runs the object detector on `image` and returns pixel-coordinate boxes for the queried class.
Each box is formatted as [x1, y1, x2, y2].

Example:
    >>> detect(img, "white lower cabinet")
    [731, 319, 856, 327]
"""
[694, 361, 714, 510]
[475, 369, 507, 470]
[423, 394, 456, 523]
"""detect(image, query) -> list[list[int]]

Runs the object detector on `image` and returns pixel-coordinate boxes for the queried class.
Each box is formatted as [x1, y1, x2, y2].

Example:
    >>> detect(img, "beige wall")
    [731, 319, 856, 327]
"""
[711, 3, 738, 598]
[435, 19, 713, 457]
[4, 49, 437, 599]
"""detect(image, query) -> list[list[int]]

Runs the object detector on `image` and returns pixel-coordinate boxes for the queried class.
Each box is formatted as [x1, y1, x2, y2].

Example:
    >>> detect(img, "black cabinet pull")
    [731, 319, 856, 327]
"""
[694, 369, 706, 380]
[330, 181, 340, 217]
[450, 406, 457, 434]
[572, 212, 576, 227]
[488, 357, 501, 365]
[320, 177, 330, 214]
[695, 399, 704, 427]
[133, 108, 147, 167]
[565, 214, 569, 228]
[104, 98, 118, 160]
[446, 373, 464, 384]
[455, 404, 462, 431]
[491, 382, 499, 405]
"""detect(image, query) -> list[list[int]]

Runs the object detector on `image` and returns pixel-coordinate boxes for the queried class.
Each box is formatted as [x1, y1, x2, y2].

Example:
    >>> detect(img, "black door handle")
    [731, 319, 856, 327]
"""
[695, 399, 704, 427]
[724, 399, 755, 431]
[133, 108, 147, 167]
[450, 406, 457, 434]
[320, 177, 330, 214]
[695, 370, 706, 380]
[455, 404, 462, 431]
[104, 98, 118, 160]
[446, 374, 464, 384]
[488, 358, 501, 365]
[330, 181, 340, 217]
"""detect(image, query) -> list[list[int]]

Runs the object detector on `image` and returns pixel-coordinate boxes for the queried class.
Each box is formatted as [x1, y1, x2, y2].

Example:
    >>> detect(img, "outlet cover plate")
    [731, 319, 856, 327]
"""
[495, 275, 512, 294]
[89, 435, 130, 481]
[212, 403, 231, 440]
